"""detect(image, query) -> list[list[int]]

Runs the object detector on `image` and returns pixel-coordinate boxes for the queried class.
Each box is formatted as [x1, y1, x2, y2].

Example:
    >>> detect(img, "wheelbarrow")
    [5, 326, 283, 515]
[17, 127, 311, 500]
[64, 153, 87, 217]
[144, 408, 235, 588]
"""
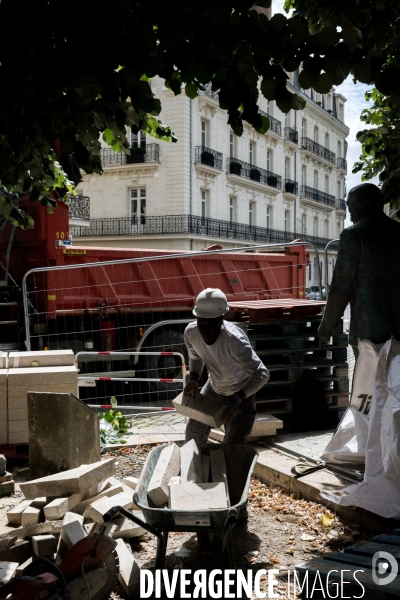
[104, 442, 258, 568]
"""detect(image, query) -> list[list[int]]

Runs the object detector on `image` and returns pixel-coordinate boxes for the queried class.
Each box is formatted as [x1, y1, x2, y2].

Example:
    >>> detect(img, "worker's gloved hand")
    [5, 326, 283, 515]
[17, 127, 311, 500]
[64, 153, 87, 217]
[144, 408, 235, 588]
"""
[183, 379, 199, 397]
[218, 393, 241, 425]
[317, 323, 331, 346]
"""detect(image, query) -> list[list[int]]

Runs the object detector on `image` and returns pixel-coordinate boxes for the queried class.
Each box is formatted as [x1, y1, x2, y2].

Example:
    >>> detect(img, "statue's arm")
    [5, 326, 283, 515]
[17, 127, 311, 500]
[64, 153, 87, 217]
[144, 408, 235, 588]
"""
[318, 229, 358, 342]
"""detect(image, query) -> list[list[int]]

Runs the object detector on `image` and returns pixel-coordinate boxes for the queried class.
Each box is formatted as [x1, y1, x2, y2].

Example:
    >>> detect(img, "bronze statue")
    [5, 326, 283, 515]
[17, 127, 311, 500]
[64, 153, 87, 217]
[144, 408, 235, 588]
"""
[318, 183, 400, 355]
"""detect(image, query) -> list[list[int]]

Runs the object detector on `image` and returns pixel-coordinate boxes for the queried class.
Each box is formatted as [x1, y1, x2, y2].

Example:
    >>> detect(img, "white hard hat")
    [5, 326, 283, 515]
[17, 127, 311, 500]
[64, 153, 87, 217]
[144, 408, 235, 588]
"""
[193, 288, 229, 318]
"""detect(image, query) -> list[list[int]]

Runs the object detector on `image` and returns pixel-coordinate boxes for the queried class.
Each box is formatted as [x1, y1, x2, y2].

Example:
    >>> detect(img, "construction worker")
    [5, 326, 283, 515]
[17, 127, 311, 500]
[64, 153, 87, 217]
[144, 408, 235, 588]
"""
[183, 288, 270, 444]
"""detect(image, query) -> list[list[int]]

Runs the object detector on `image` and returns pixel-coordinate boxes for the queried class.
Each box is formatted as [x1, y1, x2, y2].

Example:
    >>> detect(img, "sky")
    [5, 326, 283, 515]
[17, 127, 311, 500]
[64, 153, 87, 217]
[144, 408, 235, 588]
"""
[271, 0, 378, 226]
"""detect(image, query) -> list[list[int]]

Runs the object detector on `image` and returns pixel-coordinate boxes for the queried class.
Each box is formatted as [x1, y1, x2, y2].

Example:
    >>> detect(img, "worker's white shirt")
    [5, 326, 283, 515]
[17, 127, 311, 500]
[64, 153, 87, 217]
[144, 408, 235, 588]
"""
[184, 320, 269, 397]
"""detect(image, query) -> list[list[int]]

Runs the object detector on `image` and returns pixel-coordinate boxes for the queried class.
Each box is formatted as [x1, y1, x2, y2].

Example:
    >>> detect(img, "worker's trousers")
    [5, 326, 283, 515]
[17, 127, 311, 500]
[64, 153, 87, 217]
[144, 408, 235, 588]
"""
[185, 392, 257, 445]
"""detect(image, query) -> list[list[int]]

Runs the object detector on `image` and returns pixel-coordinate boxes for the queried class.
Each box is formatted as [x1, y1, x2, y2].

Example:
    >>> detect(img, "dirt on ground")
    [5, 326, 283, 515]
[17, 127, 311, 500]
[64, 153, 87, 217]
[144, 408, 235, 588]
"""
[2, 446, 372, 600]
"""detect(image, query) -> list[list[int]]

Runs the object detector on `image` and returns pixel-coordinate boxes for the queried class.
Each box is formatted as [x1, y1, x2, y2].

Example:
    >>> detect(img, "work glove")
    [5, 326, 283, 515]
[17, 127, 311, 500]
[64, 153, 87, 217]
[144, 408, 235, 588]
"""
[218, 393, 241, 426]
[183, 379, 199, 397]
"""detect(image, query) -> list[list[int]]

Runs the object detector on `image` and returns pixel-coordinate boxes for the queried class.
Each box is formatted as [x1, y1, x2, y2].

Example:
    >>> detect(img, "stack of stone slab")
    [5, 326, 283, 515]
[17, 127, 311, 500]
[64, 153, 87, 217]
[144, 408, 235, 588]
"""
[146, 441, 230, 511]
[0, 459, 142, 594]
[1, 350, 78, 444]
[0, 453, 15, 497]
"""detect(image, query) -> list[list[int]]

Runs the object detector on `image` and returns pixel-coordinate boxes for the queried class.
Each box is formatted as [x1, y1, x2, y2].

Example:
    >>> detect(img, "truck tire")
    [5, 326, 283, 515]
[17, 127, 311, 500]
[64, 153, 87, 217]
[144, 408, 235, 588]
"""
[144, 330, 189, 401]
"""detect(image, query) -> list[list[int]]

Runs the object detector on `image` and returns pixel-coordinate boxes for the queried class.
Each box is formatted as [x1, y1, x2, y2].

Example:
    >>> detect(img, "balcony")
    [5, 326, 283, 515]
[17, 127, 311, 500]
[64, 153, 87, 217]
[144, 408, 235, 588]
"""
[198, 83, 219, 102]
[259, 110, 282, 136]
[71, 214, 339, 250]
[336, 199, 346, 211]
[284, 127, 298, 144]
[300, 185, 336, 208]
[101, 143, 160, 167]
[68, 194, 90, 223]
[301, 137, 336, 165]
[337, 157, 347, 171]
[284, 180, 298, 195]
[194, 146, 223, 170]
[226, 157, 282, 189]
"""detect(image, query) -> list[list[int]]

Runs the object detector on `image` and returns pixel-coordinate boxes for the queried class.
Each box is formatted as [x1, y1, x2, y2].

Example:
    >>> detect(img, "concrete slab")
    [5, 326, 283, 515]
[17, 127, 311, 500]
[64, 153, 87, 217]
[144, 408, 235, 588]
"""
[8, 366, 77, 385]
[122, 476, 138, 490]
[112, 512, 146, 539]
[63, 512, 84, 526]
[0, 481, 15, 497]
[20, 458, 115, 499]
[21, 507, 40, 527]
[60, 520, 86, 550]
[8, 350, 75, 368]
[147, 443, 180, 507]
[170, 482, 229, 510]
[180, 439, 202, 484]
[0, 561, 18, 583]
[72, 484, 128, 515]
[173, 391, 227, 427]
[44, 498, 69, 520]
[7, 500, 32, 525]
[15, 556, 34, 577]
[31, 534, 57, 558]
[116, 539, 140, 596]
[84, 492, 134, 523]
[209, 411, 283, 443]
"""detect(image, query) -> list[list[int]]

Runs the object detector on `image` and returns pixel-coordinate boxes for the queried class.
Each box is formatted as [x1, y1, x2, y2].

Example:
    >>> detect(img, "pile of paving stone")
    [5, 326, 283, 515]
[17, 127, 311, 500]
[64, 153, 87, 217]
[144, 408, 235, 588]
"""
[0, 458, 143, 595]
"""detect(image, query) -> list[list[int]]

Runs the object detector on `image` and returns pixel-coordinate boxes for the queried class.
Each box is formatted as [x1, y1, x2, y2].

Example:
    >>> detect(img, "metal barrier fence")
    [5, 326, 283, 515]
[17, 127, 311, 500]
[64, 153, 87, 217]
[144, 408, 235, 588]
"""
[22, 241, 328, 409]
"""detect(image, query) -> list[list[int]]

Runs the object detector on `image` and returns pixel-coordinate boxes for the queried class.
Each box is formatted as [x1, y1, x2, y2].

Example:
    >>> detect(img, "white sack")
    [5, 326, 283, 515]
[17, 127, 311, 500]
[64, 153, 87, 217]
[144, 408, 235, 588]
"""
[320, 339, 382, 465]
[321, 338, 400, 519]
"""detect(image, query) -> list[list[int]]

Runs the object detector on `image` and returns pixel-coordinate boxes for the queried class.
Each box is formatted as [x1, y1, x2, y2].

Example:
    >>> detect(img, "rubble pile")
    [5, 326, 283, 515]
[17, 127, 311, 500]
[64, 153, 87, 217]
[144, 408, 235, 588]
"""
[0, 459, 143, 595]
[147, 441, 230, 510]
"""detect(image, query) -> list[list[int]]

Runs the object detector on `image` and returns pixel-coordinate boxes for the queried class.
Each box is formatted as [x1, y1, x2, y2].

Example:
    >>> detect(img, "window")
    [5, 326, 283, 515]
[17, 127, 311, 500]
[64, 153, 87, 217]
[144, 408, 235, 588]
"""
[266, 206, 270, 229]
[285, 157, 290, 180]
[325, 133, 329, 149]
[313, 170, 318, 189]
[131, 131, 146, 151]
[201, 120, 207, 147]
[229, 196, 234, 223]
[302, 119, 307, 139]
[338, 103, 344, 121]
[201, 190, 207, 223]
[313, 217, 318, 236]
[249, 142, 254, 165]
[324, 220, 329, 238]
[325, 175, 329, 193]
[337, 141, 342, 158]
[284, 210, 290, 232]
[337, 181, 341, 199]
[267, 150, 272, 172]
[337, 222, 341, 238]
[313, 126, 319, 143]
[229, 133, 235, 158]
[301, 165, 306, 187]
[130, 188, 146, 225]
[249, 202, 253, 226]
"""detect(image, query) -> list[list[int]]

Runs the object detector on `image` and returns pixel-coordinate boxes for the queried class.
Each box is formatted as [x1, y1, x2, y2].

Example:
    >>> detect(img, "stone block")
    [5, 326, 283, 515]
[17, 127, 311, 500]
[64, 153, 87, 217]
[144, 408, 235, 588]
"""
[8, 366, 77, 386]
[66, 484, 100, 512]
[63, 511, 84, 526]
[0, 561, 18, 583]
[8, 350, 75, 369]
[7, 500, 32, 525]
[60, 520, 86, 551]
[31, 497, 47, 510]
[19, 458, 115, 499]
[8, 432, 27, 444]
[21, 506, 41, 527]
[0, 539, 32, 564]
[147, 443, 180, 507]
[202, 455, 210, 483]
[103, 476, 133, 498]
[0, 398, 6, 411]
[0, 481, 15, 497]
[111, 512, 145, 539]
[180, 439, 202, 483]
[115, 539, 140, 597]
[8, 383, 78, 400]
[0, 354, 6, 370]
[0, 455, 6, 476]
[0, 434, 6, 445]
[8, 409, 28, 421]
[0, 417, 6, 434]
[169, 482, 229, 511]
[15, 556, 34, 577]
[8, 420, 28, 434]
[173, 391, 227, 427]
[122, 476, 138, 491]
[31, 534, 57, 558]
[0, 473, 13, 484]
[168, 476, 181, 486]
[75, 484, 125, 515]
[44, 498, 69, 520]
[27, 392, 101, 479]
[84, 492, 134, 523]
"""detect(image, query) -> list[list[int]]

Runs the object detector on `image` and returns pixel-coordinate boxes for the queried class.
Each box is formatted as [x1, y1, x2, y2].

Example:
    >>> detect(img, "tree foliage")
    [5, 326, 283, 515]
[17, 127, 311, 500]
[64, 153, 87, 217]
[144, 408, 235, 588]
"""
[2, 0, 400, 226]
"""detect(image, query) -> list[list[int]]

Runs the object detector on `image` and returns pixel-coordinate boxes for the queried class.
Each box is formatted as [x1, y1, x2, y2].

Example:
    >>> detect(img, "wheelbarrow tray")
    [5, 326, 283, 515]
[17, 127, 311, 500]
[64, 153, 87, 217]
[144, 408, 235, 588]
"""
[133, 442, 258, 532]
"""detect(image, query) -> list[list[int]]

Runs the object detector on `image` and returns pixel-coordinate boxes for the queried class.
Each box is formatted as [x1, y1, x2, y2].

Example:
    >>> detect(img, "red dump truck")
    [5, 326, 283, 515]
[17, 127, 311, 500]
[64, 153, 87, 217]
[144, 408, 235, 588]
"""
[0, 199, 332, 406]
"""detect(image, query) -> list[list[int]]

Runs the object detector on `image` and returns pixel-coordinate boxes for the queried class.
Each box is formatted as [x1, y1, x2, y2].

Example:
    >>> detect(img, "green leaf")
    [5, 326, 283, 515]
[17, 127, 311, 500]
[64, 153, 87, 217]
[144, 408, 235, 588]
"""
[261, 78, 278, 100]
[185, 83, 198, 99]
[255, 115, 270, 134]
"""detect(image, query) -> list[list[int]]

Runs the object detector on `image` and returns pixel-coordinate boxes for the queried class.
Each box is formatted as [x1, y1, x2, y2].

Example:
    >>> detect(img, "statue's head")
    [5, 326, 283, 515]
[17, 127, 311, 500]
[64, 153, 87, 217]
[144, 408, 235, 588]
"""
[347, 183, 384, 223]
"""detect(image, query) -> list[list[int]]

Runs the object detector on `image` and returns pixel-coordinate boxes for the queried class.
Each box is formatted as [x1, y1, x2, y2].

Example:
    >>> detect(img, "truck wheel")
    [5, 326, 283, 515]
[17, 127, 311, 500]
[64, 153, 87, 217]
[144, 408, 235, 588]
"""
[144, 331, 188, 401]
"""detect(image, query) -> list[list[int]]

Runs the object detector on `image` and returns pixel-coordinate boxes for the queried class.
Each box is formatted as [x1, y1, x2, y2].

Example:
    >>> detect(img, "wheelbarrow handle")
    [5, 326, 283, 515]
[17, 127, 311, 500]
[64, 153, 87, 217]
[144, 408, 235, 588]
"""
[227, 507, 237, 525]
[103, 506, 166, 569]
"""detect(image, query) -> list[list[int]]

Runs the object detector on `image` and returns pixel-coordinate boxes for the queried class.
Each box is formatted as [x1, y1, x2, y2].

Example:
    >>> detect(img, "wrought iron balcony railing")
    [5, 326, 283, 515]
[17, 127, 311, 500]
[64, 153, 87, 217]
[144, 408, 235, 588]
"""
[259, 110, 282, 135]
[226, 157, 282, 189]
[284, 180, 298, 195]
[71, 214, 339, 250]
[194, 146, 223, 170]
[300, 185, 336, 207]
[101, 143, 160, 166]
[68, 194, 90, 221]
[337, 157, 347, 170]
[198, 83, 219, 102]
[284, 127, 298, 144]
[336, 199, 346, 211]
[300, 137, 336, 165]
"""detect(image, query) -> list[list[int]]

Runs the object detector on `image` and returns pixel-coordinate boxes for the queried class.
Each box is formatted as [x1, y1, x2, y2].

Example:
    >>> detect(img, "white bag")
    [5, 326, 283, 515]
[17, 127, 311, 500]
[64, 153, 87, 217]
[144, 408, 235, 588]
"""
[321, 338, 400, 519]
[320, 339, 382, 465]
